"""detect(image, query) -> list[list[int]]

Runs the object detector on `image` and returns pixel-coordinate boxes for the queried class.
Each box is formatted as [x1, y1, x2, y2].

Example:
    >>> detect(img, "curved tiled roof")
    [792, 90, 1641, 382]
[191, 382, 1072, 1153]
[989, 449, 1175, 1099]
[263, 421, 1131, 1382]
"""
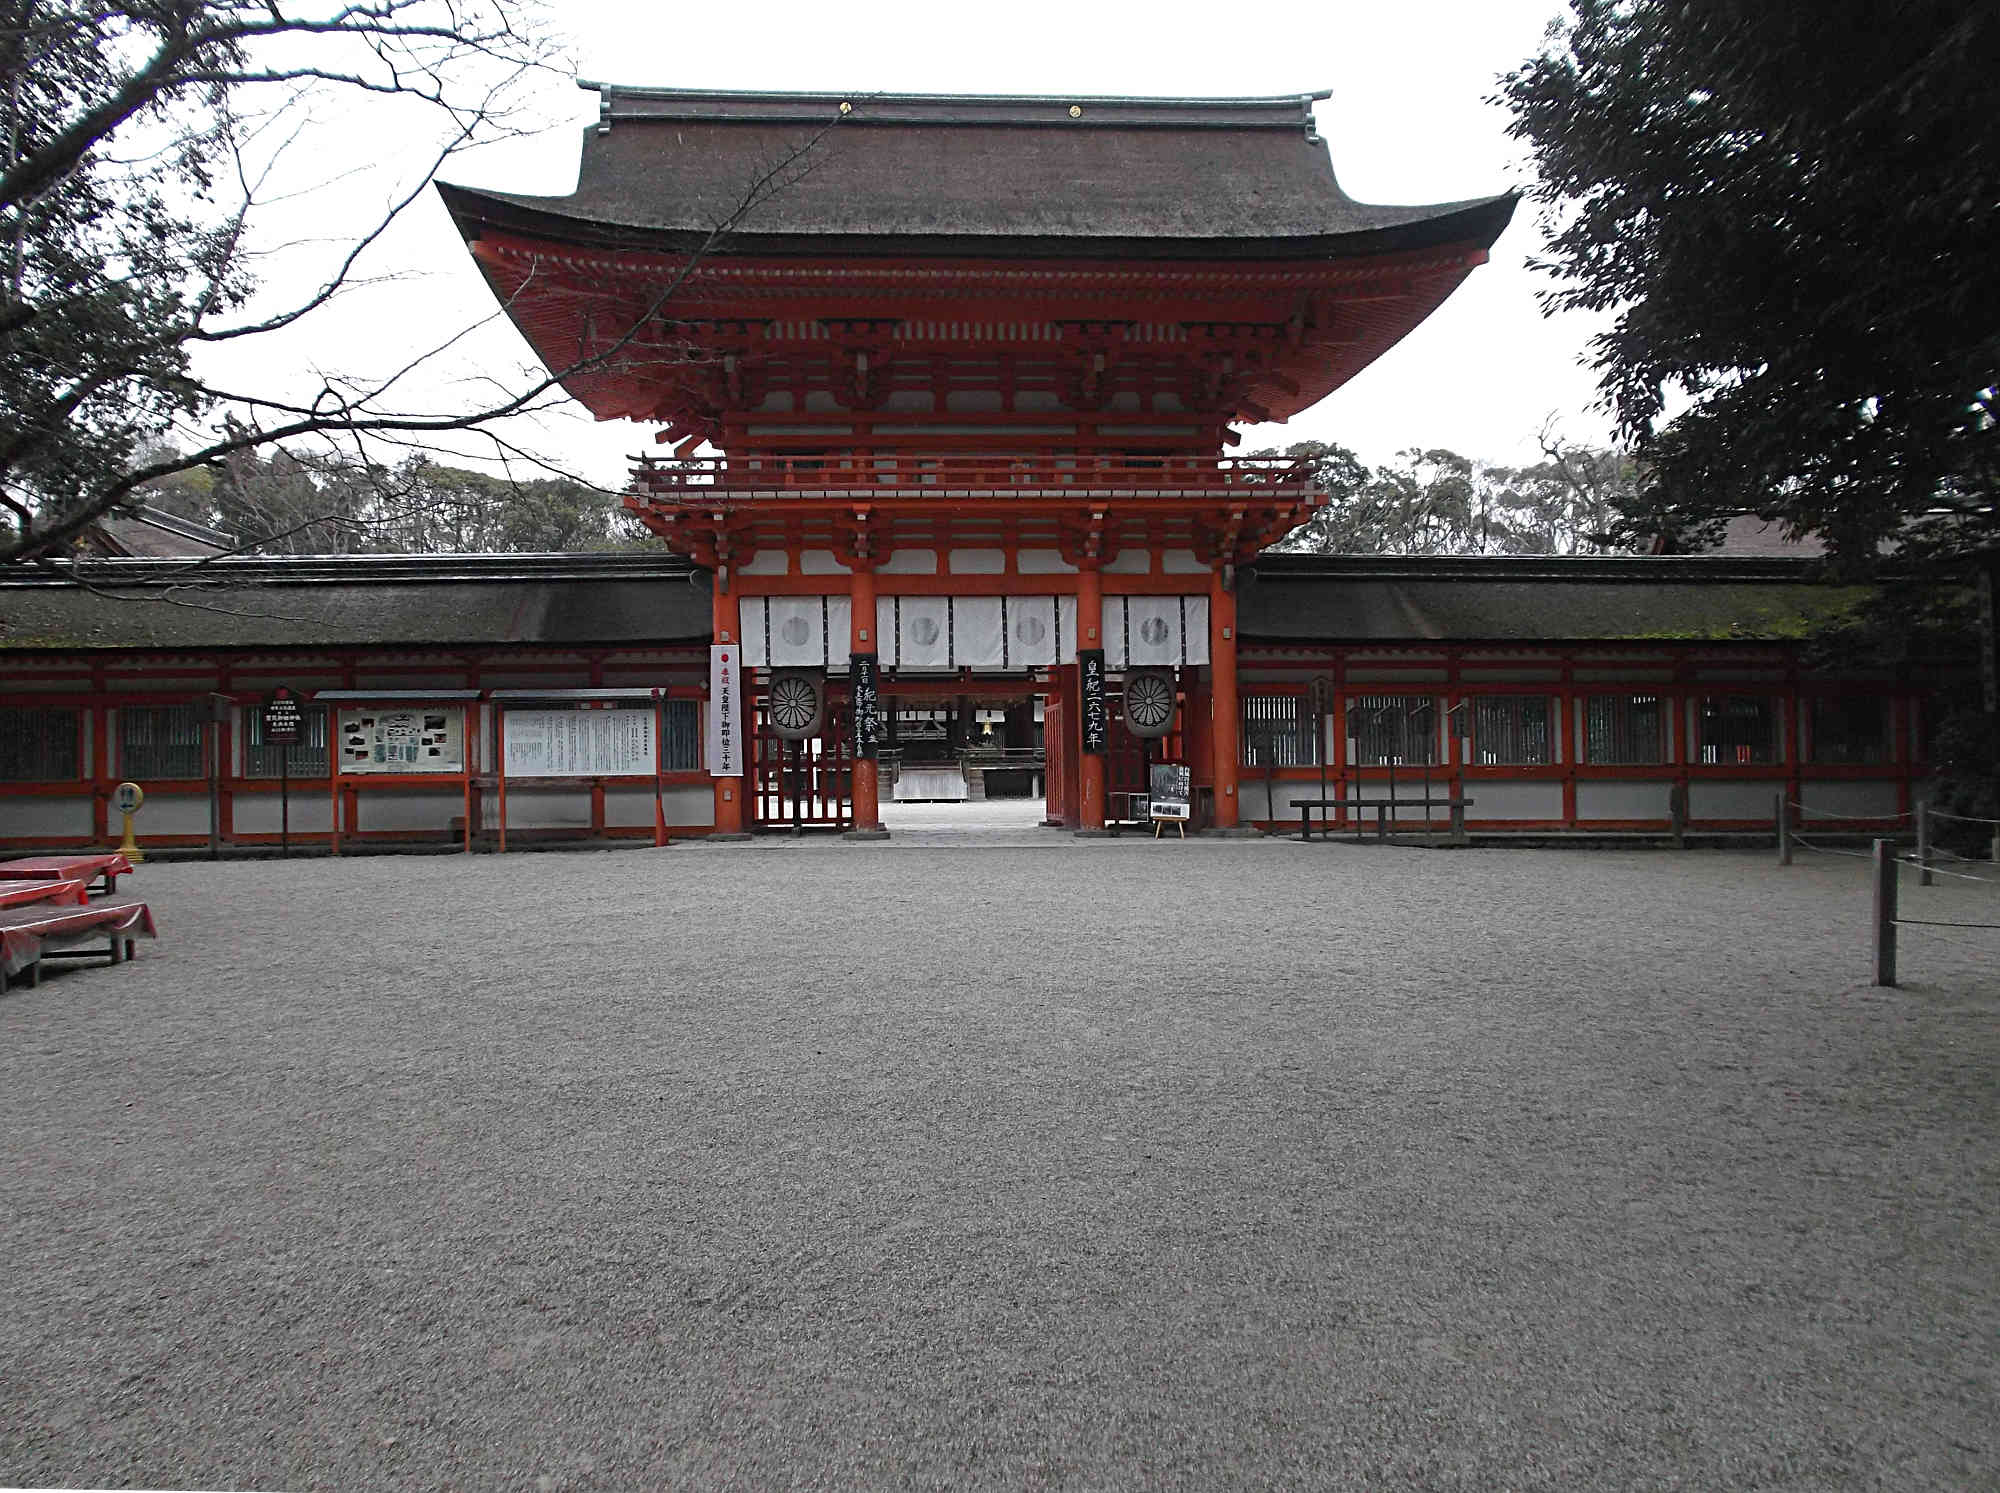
[439, 86, 1516, 260]
[0, 552, 1863, 653]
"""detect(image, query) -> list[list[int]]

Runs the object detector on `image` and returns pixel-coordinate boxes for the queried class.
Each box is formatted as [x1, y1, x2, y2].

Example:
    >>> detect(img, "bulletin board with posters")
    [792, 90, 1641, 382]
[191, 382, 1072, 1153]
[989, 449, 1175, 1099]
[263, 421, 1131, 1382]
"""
[489, 687, 671, 852]
[316, 690, 482, 854]
[336, 705, 466, 773]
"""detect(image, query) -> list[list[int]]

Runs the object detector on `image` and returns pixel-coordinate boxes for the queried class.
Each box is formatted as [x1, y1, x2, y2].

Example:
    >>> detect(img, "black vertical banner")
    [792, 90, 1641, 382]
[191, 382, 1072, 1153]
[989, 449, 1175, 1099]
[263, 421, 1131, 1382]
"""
[850, 652, 881, 759]
[1079, 649, 1109, 755]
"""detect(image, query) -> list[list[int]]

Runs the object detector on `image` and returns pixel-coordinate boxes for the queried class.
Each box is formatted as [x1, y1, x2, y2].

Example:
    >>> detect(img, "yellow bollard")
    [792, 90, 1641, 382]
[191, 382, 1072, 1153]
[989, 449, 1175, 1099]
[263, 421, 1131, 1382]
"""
[112, 781, 145, 863]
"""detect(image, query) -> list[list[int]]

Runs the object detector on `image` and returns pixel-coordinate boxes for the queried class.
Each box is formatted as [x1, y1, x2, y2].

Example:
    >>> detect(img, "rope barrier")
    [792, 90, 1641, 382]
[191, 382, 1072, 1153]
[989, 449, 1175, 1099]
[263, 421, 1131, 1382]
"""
[1895, 923, 2000, 956]
[1786, 801, 1912, 821]
[1929, 807, 2000, 826]
[1898, 917, 2000, 930]
[1930, 845, 1997, 864]
[1895, 856, 2000, 887]
[1789, 832, 1874, 860]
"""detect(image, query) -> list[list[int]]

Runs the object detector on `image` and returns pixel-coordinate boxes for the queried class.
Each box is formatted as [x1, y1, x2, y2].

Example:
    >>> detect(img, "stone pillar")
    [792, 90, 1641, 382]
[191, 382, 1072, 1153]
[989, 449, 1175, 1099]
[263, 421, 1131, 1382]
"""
[1210, 566, 1242, 830]
[1077, 565, 1106, 831]
[711, 574, 749, 836]
[847, 563, 886, 837]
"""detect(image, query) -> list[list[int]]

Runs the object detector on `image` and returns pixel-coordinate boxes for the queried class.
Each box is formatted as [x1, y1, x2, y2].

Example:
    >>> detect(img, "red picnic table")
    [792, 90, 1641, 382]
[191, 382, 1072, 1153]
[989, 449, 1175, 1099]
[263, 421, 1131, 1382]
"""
[0, 879, 90, 912]
[0, 898, 157, 990]
[0, 853, 136, 897]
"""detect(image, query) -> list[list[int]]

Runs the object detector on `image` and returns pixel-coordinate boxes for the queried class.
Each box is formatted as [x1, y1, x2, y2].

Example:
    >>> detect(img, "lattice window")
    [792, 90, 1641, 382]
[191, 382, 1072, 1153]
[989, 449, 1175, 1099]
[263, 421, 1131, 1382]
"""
[1239, 693, 1317, 767]
[1699, 695, 1779, 765]
[1347, 694, 1439, 767]
[1584, 694, 1667, 765]
[662, 698, 701, 771]
[119, 703, 203, 780]
[1809, 696, 1890, 765]
[1472, 696, 1554, 766]
[0, 707, 80, 782]
[242, 704, 329, 778]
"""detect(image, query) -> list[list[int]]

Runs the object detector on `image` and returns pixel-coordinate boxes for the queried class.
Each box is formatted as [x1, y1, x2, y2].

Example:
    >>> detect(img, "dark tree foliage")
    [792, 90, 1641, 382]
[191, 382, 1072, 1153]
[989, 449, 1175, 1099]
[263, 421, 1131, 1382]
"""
[1499, 3, 2000, 567]
[0, 4, 821, 571]
[0, 1, 545, 566]
[139, 441, 639, 553]
[1271, 438, 1632, 556]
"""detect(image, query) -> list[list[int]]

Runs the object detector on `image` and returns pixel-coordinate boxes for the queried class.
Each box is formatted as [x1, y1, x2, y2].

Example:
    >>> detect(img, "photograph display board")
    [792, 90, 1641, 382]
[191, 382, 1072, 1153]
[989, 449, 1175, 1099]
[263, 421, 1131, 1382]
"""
[338, 706, 464, 773]
[504, 708, 655, 778]
[1149, 762, 1192, 820]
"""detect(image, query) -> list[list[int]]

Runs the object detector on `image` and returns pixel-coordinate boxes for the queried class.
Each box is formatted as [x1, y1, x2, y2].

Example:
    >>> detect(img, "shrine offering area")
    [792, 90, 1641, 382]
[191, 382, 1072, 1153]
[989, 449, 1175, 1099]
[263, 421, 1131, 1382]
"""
[2, 843, 1994, 1489]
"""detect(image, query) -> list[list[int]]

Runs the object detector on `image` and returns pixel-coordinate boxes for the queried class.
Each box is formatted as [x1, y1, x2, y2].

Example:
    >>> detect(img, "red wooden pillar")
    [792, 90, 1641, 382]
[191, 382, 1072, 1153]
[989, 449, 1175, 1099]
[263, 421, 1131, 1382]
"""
[89, 671, 109, 845]
[1558, 658, 1577, 828]
[1210, 567, 1241, 829]
[849, 563, 883, 833]
[1076, 566, 1105, 830]
[712, 578, 748, 836]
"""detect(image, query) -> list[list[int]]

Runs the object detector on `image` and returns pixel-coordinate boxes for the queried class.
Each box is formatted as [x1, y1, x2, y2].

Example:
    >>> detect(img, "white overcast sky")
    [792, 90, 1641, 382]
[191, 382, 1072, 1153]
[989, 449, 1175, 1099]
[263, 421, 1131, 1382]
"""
[210, 0, 1613, 486]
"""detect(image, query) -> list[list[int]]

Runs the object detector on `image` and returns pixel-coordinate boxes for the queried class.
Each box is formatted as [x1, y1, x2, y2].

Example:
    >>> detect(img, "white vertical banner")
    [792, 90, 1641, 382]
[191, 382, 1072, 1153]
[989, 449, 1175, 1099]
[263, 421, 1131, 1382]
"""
[954, 597, 1006, 670]
[707, 644, 742, 777]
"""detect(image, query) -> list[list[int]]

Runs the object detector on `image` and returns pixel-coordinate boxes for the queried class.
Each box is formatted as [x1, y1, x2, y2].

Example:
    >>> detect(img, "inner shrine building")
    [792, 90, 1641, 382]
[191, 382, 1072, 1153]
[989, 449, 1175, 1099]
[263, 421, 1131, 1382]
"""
[0, 86, 1919, 850]
[440, 85, 1517, 835]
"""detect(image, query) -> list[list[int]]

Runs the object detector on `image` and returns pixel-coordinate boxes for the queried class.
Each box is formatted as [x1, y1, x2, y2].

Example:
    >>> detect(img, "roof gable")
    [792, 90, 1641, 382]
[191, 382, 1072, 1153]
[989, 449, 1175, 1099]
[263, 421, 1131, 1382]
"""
[441, 85, 1514, 258]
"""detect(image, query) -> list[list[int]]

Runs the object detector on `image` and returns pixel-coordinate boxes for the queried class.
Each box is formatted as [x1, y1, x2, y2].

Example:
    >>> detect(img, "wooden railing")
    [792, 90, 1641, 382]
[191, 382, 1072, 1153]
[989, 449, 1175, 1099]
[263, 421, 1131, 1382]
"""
[630, 453, 1313, 496]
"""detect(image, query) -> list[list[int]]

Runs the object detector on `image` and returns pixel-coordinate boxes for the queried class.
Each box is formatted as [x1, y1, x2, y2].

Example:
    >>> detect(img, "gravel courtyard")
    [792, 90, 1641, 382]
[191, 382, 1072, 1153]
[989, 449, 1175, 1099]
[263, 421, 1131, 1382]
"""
[2, 835, 1994, 1490]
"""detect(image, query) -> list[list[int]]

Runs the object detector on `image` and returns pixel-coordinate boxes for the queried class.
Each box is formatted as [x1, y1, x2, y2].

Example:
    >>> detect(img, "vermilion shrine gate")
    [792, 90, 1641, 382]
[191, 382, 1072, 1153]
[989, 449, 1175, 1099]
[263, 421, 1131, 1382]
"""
[442, 86, 1513, 835]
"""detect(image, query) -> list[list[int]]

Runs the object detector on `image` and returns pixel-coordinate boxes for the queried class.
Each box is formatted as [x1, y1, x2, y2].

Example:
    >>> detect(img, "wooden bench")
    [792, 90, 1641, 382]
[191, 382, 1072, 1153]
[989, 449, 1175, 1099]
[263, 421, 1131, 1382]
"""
[0, 853, 137, 897]
[0, 898, 157, 991]
[1291, 795, 1475, 844]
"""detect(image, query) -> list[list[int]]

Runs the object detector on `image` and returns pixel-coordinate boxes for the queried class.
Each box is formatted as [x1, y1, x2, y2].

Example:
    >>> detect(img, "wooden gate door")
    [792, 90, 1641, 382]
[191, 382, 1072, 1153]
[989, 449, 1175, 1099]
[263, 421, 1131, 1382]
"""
[751, 682, 852, 831]
[1105, 676, 1191, 808]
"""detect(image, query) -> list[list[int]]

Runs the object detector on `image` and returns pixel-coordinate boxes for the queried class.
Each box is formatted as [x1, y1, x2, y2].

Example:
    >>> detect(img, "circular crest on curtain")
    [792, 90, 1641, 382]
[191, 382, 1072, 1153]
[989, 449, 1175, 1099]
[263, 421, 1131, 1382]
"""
[1122, 668, 1177, 738]
[767, 669, 828, 740]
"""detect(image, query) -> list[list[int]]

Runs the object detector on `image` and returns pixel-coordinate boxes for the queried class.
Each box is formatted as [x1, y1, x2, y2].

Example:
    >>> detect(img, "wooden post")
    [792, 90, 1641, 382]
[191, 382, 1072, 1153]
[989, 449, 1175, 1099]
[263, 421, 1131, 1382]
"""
[496, 707, 509, 855]
[1917, 799, 1933, 886]
[1208, 566, 1241, 830]
[1669, 781, 1687, 850]
[1872, 837, 1898, 987]
[1450, 787, 1468, 846]
[1776, 792, 1791, 866]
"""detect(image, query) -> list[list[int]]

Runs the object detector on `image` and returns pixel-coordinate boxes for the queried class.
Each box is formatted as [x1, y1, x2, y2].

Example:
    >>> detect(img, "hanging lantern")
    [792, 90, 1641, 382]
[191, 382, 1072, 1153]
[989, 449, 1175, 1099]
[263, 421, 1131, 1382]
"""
[767, 669, 828, 740]
[1122, 668, 1177, 738]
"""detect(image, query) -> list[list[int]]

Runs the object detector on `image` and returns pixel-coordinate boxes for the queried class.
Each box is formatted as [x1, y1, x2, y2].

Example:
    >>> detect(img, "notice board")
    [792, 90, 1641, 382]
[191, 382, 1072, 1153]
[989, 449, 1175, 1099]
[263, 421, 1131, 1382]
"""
[504, 708, 656, 778]
[338, 706, 464, 774]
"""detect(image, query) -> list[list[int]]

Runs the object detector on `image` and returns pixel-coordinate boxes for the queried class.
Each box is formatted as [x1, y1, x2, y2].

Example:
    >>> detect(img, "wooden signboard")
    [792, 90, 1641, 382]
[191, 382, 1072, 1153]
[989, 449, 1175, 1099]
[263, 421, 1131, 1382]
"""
[708, 645, 742, 777]
[1079, 649, 1108, 755]
[262, 686, 304, 858]
[851, 652, 881, 759]
[261, 685, 304, 745]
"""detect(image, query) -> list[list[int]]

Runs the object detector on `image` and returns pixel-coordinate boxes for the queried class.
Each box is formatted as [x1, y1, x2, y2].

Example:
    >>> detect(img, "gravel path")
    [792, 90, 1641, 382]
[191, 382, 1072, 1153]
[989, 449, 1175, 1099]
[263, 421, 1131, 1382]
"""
[2, 838, 1994, 1490]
